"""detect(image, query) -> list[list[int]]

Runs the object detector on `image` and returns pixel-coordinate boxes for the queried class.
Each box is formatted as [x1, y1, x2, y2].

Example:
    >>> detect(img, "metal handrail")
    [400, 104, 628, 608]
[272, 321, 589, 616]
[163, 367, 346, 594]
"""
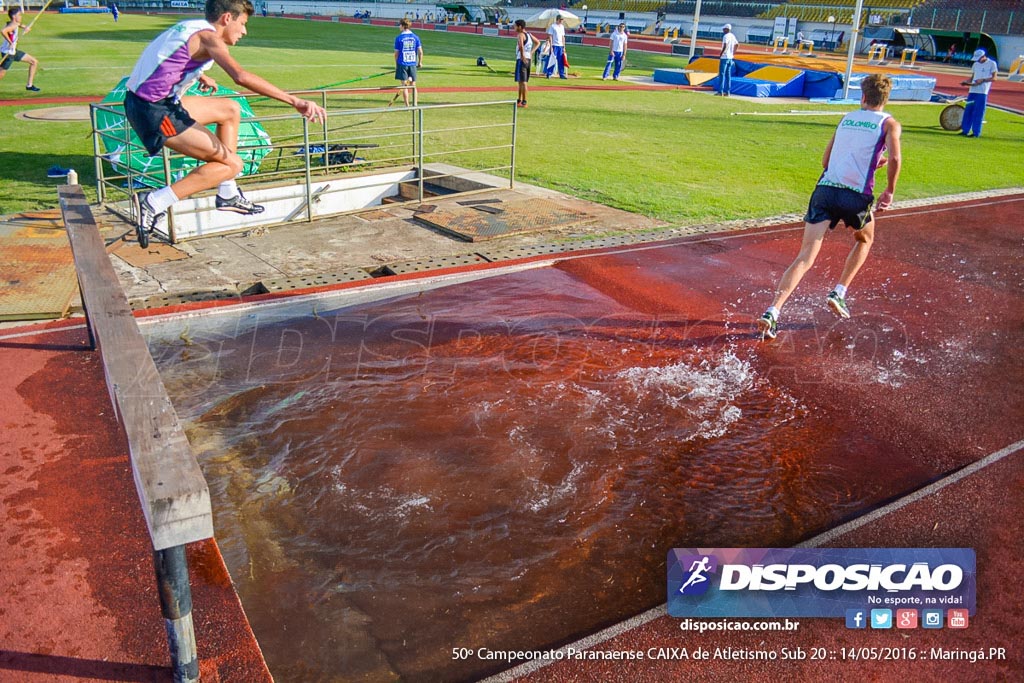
[90, 87, 517, 239]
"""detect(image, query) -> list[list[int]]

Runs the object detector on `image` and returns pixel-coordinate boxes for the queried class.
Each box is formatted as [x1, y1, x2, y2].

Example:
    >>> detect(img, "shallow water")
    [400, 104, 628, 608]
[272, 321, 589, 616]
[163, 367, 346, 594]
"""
[153, 267, 887, 682]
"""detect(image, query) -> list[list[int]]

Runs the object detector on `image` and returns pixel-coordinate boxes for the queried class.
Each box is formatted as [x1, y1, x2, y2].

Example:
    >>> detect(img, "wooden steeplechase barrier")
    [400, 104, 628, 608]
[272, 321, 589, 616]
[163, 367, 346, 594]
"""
[58, 184, 214, 683]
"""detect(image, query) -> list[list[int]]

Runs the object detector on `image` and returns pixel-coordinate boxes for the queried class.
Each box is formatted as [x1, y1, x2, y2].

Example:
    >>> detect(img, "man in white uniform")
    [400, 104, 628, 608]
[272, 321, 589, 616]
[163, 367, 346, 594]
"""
[757, 74, 902, 340]
[960, 48, 998, 138]
[717, 23, 739, 96]
[602, 23, 628, 80]
[546, 14, 567, 79]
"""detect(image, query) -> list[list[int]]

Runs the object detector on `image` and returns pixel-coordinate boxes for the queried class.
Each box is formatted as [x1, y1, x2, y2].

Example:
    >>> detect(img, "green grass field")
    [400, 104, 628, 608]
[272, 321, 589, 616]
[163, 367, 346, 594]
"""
[1, 14, 1021, 221]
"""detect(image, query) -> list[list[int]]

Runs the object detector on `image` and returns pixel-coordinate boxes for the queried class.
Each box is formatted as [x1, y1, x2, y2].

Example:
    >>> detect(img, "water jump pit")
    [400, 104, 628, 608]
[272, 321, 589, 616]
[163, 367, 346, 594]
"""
[141, 195, 1023, 681]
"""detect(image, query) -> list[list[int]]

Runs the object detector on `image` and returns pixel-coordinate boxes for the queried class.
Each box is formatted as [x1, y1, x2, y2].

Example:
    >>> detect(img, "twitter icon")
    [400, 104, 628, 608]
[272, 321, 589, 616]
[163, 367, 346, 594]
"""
[870, 609, 893, 629]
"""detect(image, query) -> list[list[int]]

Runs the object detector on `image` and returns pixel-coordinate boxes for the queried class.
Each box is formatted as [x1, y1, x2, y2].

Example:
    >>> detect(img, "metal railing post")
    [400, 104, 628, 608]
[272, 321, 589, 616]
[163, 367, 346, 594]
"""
[417, 106, 424, 202]
[302, 118, 313, 222]
[154, 545, 199, 683]
[90, 105, 105, 203]
[509, 102, 517, 190]
[321, 89, 329, 172]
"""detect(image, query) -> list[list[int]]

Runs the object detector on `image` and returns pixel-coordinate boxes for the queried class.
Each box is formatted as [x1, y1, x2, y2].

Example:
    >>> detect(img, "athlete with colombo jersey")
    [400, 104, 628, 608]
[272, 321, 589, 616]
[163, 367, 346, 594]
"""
[756, 73, 902, 340]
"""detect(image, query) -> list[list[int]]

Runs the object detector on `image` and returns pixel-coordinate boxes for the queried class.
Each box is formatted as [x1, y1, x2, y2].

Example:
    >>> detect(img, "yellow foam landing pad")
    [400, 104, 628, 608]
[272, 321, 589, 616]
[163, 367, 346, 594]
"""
[745, 66, 804, 83]
[687, 57, 722, 73]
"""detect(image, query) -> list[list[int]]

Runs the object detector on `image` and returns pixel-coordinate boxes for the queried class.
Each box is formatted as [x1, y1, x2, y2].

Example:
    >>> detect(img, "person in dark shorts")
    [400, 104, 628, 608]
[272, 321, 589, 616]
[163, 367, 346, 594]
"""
[124, 0, 325, 247]
[757, 73, 902, 340]
[513, 19, 536, 108]
[0, 7, 41, 92]
[394, 18, 422, 106]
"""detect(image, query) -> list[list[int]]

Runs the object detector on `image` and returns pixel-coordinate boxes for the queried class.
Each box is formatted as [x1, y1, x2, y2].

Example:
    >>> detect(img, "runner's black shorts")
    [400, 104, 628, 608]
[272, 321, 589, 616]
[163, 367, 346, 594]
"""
[0, 50, 26, 71]
[124, 90, 196, 156]
[514, 59, 530, 83]
[804, 184, 875, 231]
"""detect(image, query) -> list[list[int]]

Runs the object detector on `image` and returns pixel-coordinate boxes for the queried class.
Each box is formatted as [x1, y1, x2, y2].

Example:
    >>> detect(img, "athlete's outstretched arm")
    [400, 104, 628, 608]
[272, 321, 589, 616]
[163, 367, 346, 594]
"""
[198, 32, 325, 123]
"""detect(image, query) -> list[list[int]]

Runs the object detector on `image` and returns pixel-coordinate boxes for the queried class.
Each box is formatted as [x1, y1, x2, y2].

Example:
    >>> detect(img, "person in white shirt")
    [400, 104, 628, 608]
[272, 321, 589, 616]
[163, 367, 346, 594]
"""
[545, 14, 567, 79]
[757, 74, 902, 340]
[960, 48, 998, 138]
[717, 23, 739, 96]
[602, 23, 628, 80]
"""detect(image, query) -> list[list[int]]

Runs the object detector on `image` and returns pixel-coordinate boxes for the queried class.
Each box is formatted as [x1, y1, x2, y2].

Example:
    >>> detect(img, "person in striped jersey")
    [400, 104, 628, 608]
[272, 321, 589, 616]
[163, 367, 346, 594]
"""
[757, 73, 902, 340]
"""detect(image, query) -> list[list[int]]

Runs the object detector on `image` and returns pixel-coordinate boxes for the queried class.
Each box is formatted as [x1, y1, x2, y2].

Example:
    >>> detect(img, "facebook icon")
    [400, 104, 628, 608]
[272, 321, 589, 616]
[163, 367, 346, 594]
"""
[845, 609, 867, 629]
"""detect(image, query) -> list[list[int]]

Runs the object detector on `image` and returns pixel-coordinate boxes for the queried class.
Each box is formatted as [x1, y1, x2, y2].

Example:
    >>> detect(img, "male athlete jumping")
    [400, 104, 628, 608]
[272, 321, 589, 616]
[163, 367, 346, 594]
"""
[125, 0, 326, 247]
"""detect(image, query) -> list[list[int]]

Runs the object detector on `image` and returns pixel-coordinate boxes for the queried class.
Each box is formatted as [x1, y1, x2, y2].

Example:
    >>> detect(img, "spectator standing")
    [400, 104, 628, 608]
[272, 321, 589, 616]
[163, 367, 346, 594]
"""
[717, 23, 739, 96]
[513, 19, 535, 108]
[960, 48, 998, 138]
[546, 14, 567, 79]
[602, 23, 628, 81]
[111, 3, 120, 22]
[394, 18, 423, 106]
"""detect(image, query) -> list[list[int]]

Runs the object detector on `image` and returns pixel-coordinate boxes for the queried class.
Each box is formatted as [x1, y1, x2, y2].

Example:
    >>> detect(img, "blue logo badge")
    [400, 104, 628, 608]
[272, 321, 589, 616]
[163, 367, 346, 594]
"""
[845, 609, 867, 629]
[922, 609, 944, 629]
[676, 554, 718, 596]
[870, 609, 893, 629]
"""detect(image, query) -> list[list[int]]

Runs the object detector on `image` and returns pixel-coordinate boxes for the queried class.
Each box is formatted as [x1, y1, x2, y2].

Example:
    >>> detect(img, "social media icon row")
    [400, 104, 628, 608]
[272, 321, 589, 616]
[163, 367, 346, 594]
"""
[845, 609, 969, 629]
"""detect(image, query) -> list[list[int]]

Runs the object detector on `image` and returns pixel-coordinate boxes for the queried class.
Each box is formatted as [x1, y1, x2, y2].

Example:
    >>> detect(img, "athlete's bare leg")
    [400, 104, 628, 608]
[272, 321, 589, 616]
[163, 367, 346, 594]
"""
[770, 219, 830, 312]
[836, 217, 875, 290]
[162, 97, 244, 200]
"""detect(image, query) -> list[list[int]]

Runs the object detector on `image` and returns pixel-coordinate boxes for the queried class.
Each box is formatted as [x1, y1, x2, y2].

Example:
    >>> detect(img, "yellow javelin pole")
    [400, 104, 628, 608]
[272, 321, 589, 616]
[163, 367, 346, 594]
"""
[25, 0, 57, 32]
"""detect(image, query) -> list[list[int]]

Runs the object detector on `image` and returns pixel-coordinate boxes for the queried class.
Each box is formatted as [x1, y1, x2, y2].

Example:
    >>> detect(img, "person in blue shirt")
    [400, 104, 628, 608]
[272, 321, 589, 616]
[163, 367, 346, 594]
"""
[111, 3, 120, 22]
[394, 18, 422, 106]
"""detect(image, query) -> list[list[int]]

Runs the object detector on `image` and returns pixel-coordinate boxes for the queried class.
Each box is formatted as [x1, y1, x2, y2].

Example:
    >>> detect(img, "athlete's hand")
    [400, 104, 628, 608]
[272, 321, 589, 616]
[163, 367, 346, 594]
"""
[197, 75, 218, 93]
[295, 99, 327, 124]
[876, 190, 894, 211]
[876, 156, 888, 169]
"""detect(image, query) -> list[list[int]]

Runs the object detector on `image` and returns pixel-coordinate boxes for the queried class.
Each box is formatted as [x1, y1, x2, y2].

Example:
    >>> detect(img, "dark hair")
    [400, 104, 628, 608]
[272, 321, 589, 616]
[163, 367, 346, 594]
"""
[9, 7, 23, 19]
[399, 18, 410, 29]
[205, 0, 254, 22]
[514, 19, 525, 29]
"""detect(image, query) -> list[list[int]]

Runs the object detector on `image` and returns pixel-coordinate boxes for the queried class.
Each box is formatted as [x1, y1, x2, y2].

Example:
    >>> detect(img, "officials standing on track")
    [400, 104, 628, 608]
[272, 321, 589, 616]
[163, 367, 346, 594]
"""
[960, 49, 998, 138]
[545, 14, 567, 79]
[602, 23, 628, 81]
[716, 23, 738, 97]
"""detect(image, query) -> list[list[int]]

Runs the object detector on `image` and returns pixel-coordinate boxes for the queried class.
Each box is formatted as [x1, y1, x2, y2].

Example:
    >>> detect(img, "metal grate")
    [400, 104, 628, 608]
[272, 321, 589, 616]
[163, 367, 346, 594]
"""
[260, 270, 372, 291]
[382, 254, 490, 275]
[414, 199, 594, 242]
